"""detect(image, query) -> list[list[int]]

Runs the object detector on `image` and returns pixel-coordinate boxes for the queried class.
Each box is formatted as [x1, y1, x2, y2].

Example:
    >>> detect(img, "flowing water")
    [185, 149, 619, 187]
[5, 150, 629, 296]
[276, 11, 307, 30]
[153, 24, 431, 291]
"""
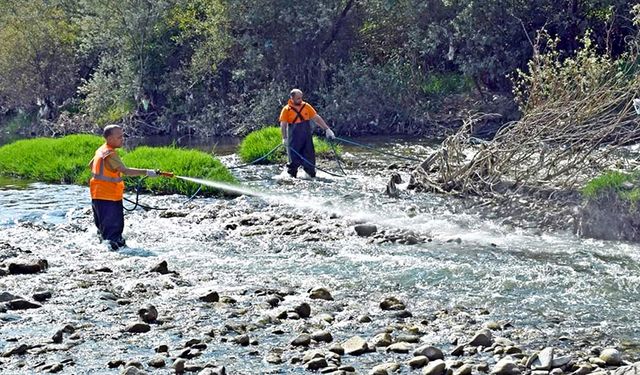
[1, 139, 639, 374]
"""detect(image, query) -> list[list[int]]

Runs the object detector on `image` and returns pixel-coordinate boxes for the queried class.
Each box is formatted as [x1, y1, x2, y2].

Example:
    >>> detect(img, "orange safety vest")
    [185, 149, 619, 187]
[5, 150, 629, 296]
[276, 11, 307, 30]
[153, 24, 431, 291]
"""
[89, 144, 124, 201]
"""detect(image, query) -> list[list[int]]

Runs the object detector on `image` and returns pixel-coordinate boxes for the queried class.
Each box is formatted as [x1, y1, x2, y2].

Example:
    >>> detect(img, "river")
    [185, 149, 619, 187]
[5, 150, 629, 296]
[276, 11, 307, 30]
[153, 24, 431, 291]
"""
[0, 138, 639, 374]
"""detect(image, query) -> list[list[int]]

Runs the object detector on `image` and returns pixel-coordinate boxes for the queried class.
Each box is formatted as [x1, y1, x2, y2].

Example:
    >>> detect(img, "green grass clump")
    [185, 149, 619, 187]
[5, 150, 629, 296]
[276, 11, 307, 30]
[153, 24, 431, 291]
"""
[0, 134, 236, 196]
[582, 170, 640, 203]
[0, 134, 104, 184]
[122, 146, 236, 195]
[238, 126, 339, 163]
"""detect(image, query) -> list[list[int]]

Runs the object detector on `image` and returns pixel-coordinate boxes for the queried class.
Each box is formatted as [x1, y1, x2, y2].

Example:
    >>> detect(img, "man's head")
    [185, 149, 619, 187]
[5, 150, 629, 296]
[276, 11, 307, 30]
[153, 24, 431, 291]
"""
[103, 125, 124, 148]
[290, 88, 303, 105]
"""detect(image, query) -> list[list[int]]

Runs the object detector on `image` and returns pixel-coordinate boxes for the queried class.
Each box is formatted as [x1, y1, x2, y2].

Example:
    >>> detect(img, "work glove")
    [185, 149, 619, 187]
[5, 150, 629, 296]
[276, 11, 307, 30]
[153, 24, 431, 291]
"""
[282, 138, 288, 145]
[146, 169, 158, 177]
[325, 128, 335, 139]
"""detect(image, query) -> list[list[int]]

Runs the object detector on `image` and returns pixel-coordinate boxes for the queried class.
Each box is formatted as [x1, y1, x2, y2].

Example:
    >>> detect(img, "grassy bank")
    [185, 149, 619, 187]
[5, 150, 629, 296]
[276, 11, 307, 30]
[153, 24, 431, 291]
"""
[582, 170, 640, 203]
[238, 126, 339, 163]
[0, 134, 236, 195]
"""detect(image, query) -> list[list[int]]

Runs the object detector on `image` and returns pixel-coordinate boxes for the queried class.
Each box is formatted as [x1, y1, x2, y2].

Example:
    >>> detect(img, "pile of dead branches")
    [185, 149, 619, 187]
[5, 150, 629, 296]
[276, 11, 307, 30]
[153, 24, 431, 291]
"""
[414, 33, 640, 196]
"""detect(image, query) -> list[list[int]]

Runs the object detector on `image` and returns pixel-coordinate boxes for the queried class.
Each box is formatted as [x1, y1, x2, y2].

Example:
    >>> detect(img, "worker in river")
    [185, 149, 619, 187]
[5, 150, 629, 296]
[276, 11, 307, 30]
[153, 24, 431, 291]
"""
[89, 124, 173, 250]
[279, 88, 335, 178]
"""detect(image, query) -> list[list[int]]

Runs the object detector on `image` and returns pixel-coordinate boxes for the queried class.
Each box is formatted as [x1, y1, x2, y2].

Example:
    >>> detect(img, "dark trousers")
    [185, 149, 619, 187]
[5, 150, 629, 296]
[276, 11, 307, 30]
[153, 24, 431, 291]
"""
[286, 121, 316, 177]
[92, 199, 124, 243]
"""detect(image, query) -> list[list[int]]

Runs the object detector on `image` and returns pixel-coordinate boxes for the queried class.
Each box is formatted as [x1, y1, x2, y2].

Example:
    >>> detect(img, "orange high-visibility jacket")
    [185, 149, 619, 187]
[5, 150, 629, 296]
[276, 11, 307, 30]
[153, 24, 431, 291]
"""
[89, 144, 124, 201]
[279, 99, 318, 124]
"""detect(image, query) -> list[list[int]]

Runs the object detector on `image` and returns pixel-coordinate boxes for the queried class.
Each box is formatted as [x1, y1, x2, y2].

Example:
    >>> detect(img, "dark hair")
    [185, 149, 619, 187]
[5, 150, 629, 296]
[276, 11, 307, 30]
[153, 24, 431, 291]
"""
[103, 124, 122, 138]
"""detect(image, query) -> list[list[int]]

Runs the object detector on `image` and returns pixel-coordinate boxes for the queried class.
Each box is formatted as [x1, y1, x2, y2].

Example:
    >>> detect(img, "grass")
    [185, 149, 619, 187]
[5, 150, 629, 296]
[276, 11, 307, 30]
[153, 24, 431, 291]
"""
[238, 126, 340, 163]
[582, 170, 640, 203]
[0, 134, 236, 196]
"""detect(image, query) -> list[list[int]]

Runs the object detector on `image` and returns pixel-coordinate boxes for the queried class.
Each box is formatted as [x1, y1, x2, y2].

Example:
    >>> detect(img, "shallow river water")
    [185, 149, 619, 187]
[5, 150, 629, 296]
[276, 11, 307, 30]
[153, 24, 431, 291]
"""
[0, 140, 639, 374]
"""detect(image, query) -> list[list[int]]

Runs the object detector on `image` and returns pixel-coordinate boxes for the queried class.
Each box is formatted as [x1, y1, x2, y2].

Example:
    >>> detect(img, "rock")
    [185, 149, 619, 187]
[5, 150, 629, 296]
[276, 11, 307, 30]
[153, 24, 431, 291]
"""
[311, 330, 333, 343]
[468, 329, 493, 347]
[265, 296, 281, 308]
[422, 359, 447, 375]
[358, 315, 372, 323]
[409, 356, 429, 368]
[529, 347, 554, 370]
[265, 352, 283, 364]
[173, 358, 186, 373]
[125, 323, 150, 333]
[120, 366, 147, 375]
[343, 336, 368, 356]
[233, 334, 250, 346]
[455, 364, 473, 375]
[451, 345, 465, 356]
[309, 287, 334, 301]
[42, 363, 64, 373]
[371, 362, 401, 374]
[329, 344, 345, 355]
[2, 344, 29, 357]
[395, 334, 420, 343]
[600, 348, 623, 366]
[307, 358, 329, 371]
[303, 349, 324, 363]
[220, 296, 236, 304]
[148, 356, 165, 368]
[52, 329, 64, 343]
[294, 302, 311, 318]
[372, 333, 393, 347]
[291, 334, 311, 347]
[159, 210, 188, 218]
[551, 356, 573, 368]
[198, 367, 226, 375]
[150, 260, 170, 274]
[387, 342, 413, 353]
[570, 365, 593, 375]
[8, 299, 41, 310]
[8, 259, 47, 274]
[32, 290, 52, 302]
[614, 362, 640, 375]
[491, 358, 521, 375]
[155, 344, 169, 353]
[199, 291, 219, 303]
[354, 224, 377, 237]
[380, 296, 406, 311]
[138, 305, 158, 323]
[95, 266, 113, 272]
[0, 292, 21, 302]
[414, 345, 444, 360]
[108, 359, 125, 368]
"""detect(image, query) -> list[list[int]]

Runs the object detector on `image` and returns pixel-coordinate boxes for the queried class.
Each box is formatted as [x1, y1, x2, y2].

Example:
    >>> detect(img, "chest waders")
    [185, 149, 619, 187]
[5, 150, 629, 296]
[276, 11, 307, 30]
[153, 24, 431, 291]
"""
[286, 103, 316, 178]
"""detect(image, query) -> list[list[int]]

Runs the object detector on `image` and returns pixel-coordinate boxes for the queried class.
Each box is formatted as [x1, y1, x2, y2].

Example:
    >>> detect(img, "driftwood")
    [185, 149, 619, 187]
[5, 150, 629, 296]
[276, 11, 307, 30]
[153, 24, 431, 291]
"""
[414, 35, 640, 197]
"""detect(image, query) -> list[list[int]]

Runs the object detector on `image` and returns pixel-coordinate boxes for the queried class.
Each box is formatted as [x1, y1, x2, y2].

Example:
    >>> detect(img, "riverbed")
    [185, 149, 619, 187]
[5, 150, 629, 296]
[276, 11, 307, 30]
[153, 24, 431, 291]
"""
[1, 140, 639, 374]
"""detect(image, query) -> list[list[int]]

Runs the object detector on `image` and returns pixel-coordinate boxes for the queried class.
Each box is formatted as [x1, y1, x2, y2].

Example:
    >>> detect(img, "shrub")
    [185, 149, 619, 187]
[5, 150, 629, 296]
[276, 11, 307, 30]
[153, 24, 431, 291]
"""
[237, 126, 338, 163]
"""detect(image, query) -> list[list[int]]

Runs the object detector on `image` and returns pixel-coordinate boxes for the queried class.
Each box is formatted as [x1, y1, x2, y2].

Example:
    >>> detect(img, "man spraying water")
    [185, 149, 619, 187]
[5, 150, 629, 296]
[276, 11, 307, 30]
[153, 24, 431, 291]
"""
[89, 125, 173, 250]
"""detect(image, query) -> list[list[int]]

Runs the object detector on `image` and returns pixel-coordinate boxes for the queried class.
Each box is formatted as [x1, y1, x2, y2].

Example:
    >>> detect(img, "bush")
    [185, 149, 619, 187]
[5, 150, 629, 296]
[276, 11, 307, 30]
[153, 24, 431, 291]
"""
[237, 126, 338, 163]
[122, 146, 236, 195]
[0, 134, 236, 196]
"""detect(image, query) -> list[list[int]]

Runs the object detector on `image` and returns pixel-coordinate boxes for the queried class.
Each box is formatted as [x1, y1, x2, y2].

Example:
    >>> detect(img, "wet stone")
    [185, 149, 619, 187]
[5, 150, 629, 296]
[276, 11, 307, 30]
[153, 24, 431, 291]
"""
[0, 292, 21, 302]
[396, 334, 420, 343]
[2, 343, 29, 357]
[311, 330, 333, 343]
[294, 302, 311, 318]
[371, 362, 401, 375]
[422, 359, 447, 375]
[150, 260, 170, 274]
[51, 330, 63, 344]
[8, 259, 47, 274]
[8, 299, 41, 310]
[414, 345, 445, 360]
[358, 315, 372, 323]
[468, 329, 493, 347]
[309, 287, 334, 301]
[380, 296, 406, 311]
[125, 322, 150, 333]
[307, 358, 329, 371]
[409, 356, 429, 368]
[343, 336, 368, 356]
[291, 334, 312, 347]
[108, 359, 125, 368]
[32, 290, 52, 302]
[599, 348, 622, 366]
[155, 344, 169, 353]
[199, 291, 220, 303]
[387, 342, 413, 353]
[354, 224, 377, 237]
[138, 305, 158, 323]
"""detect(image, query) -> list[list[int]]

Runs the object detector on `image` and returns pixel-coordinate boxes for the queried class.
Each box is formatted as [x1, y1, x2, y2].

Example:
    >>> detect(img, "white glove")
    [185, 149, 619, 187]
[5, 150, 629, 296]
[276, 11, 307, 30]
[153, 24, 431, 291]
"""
[146, 169, 158, 177]
[325, 128, 335, 139]
[282, 138, 288, 145]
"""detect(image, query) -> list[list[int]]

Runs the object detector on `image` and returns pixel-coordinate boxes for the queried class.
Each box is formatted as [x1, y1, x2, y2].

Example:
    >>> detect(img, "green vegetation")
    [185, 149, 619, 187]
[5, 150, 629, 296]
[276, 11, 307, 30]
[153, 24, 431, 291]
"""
[582, 171, 640, 203]
[1, 0, 637, 136]
[0, 134, 236, 195]
[237, 126, 339, 164]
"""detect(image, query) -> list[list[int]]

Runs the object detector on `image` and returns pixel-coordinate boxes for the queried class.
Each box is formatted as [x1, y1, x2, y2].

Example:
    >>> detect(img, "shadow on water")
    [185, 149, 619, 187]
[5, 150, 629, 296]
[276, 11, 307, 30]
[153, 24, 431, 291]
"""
[0, 176, 32, 190]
